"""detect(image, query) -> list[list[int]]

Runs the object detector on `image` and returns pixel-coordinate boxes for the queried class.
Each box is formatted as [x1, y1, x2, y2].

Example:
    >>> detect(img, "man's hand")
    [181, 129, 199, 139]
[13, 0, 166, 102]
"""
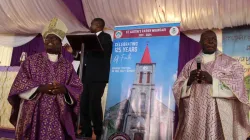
[64, 43, 73, 54]
[200, 71, 213, 84]
[51, 82, 67, 95]
[38, 82, 67, 95]
[187, 70, 200, 86]
[37, 84, 54, 94]
[187, 70, 213, 86]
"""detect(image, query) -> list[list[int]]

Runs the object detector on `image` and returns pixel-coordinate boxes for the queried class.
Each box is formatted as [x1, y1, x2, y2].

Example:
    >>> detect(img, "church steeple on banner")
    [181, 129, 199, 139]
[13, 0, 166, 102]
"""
[140, 45, 152, 64]
[103, 23, 180, 140]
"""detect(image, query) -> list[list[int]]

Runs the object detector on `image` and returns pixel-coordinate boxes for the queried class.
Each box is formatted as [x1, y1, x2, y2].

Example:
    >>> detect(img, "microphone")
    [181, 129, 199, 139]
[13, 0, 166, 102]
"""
[196, 56, 202, 83]
[20, 52, 27, 65]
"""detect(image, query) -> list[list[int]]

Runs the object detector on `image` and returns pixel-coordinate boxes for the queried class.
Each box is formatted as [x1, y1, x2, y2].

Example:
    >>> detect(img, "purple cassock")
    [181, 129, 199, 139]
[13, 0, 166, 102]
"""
[8, 52, 83, 140]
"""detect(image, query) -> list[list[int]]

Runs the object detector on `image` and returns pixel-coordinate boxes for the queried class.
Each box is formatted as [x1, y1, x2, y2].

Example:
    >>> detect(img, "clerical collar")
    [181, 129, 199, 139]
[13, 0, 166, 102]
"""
[47, 53, 58, 62]
[96, 31, 102, 36]
[202, 53, 215, 64]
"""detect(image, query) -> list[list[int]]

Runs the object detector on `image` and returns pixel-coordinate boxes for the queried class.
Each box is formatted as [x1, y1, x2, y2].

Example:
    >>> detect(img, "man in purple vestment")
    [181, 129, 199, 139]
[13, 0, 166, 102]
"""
[173, 30, 250, 140]
[8, 18, 83, 140]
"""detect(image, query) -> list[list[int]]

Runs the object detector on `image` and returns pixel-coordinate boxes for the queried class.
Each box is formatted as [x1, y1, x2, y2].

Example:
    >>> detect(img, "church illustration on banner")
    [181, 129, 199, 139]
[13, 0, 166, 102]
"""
[103, 44, 175, 140]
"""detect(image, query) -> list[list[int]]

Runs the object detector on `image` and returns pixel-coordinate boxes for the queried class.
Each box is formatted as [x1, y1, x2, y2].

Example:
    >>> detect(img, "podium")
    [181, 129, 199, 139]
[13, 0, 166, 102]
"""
[67, 33, 103, 52]
[66, 33, 103, 77]
[66, 33, 103, 133]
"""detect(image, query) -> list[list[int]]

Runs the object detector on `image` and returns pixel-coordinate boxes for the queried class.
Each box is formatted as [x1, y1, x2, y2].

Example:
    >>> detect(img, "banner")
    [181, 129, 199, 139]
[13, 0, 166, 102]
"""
[103, 23, 180, 140]
[222, 27, 250, 120]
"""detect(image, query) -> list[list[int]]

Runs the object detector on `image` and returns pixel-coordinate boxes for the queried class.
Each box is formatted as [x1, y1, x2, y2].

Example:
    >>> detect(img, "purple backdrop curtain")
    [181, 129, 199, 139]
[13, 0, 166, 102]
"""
[10, 34, 44, 66]
[174, 32, 201, 134]
[10, 34, 73, 66]
[178, 32, 201, 74]
[62, 0, 89, 28]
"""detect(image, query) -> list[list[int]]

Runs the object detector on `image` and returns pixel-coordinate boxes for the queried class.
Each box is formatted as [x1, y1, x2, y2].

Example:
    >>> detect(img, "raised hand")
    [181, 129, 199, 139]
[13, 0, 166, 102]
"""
[64, 43, 73, 54]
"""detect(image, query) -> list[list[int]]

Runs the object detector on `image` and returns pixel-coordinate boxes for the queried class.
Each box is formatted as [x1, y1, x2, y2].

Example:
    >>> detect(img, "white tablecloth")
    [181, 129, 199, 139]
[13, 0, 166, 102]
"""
[0, 66, 19, 129]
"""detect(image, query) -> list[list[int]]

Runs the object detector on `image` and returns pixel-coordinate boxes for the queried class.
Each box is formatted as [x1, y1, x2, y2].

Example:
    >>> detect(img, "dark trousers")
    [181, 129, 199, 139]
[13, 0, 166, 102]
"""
[80, 82, 106, 136]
